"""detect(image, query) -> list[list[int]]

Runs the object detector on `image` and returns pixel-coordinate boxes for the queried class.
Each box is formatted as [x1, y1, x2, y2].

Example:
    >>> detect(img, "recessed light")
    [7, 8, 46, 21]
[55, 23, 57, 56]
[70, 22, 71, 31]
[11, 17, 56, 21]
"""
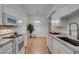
[34, 21, 40, 23]
[52, 20, 60, 23]
[18, 20, 22, 23]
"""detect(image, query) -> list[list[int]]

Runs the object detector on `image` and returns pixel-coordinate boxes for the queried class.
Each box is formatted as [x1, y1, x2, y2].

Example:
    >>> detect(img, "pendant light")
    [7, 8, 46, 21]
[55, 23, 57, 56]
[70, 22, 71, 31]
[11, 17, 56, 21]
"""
[34, 10, 40, 23]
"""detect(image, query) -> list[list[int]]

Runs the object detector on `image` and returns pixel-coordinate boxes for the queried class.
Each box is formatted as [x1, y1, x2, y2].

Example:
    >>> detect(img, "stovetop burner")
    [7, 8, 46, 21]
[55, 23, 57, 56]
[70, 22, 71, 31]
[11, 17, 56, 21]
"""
[2, 34, 23, 39]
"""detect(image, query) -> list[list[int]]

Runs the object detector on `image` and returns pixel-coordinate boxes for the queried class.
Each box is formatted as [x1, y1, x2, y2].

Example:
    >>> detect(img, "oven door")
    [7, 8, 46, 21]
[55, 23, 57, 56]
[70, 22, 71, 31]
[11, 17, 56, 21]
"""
[2, 13, 18, 26]
[16, 37, 25, 54]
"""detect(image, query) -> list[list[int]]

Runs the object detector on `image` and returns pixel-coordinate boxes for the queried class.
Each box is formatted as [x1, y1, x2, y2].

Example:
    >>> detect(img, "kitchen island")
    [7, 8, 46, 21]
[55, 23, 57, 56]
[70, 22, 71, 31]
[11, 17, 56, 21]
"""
[47, 33, 79, 54]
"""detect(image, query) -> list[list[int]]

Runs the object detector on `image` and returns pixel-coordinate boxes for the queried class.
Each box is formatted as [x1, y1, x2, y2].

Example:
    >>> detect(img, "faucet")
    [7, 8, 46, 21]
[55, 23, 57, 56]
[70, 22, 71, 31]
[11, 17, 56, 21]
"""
[69, 22, 79, 40]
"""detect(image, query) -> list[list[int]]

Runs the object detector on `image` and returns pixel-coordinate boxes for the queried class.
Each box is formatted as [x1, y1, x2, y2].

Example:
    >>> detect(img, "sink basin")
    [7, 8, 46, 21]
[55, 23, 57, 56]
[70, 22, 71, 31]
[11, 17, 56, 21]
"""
[57, 37, 79, 46]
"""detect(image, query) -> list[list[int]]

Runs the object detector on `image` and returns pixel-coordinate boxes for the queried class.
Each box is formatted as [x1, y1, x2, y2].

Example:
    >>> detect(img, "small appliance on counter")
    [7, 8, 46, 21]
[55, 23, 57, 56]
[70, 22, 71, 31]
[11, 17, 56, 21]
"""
[49, 32, 60, 35]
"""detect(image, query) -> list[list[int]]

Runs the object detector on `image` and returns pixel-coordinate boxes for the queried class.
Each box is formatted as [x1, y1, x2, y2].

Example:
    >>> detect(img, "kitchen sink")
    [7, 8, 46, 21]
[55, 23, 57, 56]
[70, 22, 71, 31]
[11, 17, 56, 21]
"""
[57, 37, 79, 46]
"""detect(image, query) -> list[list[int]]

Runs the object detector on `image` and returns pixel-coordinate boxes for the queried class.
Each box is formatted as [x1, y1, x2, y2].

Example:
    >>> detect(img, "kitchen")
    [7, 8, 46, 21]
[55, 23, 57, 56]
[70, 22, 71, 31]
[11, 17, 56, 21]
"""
[0, 4, 79, 54]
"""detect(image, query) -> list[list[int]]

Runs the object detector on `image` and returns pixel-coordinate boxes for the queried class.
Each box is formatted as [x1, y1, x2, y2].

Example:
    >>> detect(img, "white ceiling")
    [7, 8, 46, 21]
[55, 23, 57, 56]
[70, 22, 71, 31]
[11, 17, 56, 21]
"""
[20, 4, 53, 17]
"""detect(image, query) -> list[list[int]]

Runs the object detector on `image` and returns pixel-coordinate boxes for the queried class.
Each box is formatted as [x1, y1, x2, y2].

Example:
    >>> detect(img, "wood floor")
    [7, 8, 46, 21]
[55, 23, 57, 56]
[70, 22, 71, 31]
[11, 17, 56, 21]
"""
[25, 37, 50, 54]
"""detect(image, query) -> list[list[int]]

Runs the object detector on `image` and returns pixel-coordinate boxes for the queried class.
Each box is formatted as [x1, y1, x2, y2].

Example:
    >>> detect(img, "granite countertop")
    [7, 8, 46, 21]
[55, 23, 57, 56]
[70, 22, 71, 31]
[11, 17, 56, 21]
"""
[49, 33, 79, 53]
[0, 33, 14, 47]
[0, 32, 14, 36]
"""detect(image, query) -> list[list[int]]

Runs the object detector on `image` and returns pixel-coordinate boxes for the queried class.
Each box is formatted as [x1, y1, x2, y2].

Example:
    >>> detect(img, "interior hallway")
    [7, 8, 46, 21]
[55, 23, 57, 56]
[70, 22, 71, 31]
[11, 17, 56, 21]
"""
[25, 37, 50, 54]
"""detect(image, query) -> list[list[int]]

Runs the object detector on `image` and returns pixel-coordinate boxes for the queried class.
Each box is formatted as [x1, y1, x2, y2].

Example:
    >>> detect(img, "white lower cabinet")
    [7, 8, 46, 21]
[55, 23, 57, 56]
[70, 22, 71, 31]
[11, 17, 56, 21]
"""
[53, 39, 73, 54]
[47, 36, 53, 53]
[47, 35, 73, 54]
[4, 48, 12, 54]
[0, 41, 12, 54]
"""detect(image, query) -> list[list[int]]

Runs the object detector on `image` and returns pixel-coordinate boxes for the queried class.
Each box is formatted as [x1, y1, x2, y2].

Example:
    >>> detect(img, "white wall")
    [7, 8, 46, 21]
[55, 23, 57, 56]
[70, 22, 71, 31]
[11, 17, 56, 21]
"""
[50, 13, 69, 34]
[28, 16, 48, 37]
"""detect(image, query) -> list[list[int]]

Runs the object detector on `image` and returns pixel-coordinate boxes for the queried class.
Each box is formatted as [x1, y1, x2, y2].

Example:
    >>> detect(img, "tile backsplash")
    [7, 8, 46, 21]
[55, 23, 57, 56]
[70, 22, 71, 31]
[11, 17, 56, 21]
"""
[0, 27, 13, 35]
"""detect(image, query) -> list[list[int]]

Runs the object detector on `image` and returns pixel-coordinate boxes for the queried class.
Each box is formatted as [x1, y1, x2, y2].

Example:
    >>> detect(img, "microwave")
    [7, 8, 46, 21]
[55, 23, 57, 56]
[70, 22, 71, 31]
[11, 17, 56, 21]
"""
[2, 13, 18, 26]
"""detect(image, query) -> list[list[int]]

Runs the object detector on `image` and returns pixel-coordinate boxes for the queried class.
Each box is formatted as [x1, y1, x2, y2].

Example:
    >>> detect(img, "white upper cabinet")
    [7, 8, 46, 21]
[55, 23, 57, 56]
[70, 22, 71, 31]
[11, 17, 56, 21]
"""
[57, 5, 69, 18]
[61, 5, 79, 18]
[53, 5, 69, 18]
[4, 5, 15, 17]
[51, 5, 79, 27]
[0, 5, 3, 25]
[2, 5, 19, 26]
[68, 5, 79, 14]
[0, 5, 15, 25]
[53, 5, 79, 19]
[51, 5, 69, 26]
[3, 5, 19, 18]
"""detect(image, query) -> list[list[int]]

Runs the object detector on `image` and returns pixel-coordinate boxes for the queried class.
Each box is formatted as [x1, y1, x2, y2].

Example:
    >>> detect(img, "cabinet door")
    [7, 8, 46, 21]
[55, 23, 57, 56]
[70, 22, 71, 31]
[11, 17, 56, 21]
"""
[68, 5, 79, 14]
[0, 41, 12, 54]
[47, 36, 53, 53]
[0, 5, 3, 25]
[4, 5, 18, 17]
[61, 6, 69, 17]
[4, 5, 11, 16]
[4, 48, 12, 54]
[51, 5, 69, 26]
[53, 39, 61, 54]
[54, 5, 69, 18]
[53, 39, 73, 54]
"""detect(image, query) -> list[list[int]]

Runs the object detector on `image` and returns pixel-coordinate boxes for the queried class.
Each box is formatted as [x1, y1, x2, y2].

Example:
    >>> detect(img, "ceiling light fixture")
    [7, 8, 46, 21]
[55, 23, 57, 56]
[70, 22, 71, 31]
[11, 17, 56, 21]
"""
[17, 20, 22, 23]
[52, 19, 60, 23]
[34, 21, 40, 23]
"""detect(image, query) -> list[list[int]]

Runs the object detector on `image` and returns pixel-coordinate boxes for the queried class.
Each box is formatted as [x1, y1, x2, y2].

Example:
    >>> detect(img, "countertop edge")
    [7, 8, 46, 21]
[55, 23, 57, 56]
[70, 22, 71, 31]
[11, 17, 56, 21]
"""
[0, 39, 13, 47]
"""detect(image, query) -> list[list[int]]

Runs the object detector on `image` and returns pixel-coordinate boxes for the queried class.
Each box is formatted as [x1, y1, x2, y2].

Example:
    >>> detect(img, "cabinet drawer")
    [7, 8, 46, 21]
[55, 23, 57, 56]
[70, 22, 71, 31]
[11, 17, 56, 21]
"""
[0, 41, 12, 54]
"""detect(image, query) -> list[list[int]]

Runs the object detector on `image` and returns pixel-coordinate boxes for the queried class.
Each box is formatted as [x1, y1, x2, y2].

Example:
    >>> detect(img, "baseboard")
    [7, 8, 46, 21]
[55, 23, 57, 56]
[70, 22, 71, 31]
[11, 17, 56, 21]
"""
[24, 46, 27, 54]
